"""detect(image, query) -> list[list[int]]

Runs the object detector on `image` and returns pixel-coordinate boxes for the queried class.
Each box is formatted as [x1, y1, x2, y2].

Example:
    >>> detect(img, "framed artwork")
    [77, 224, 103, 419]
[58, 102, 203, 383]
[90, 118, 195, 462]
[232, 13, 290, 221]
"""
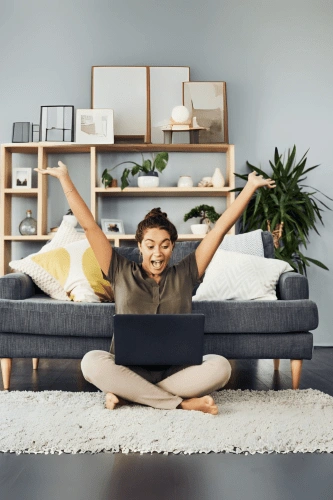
[12, 167, 32, 188]
[101, 219, 125, 235]
[76, 109, 114, 144]
[39, 105, 74, 142]
[12, 122, 30, 143]
[183, 82, 228, 143]
[92, 66, 149, 142]
[149, 66, 190, 143]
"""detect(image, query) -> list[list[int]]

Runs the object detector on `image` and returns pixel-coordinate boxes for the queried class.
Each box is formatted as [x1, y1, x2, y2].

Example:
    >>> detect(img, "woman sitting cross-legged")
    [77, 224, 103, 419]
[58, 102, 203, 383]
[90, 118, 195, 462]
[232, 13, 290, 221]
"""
[35, 162, 275, 415]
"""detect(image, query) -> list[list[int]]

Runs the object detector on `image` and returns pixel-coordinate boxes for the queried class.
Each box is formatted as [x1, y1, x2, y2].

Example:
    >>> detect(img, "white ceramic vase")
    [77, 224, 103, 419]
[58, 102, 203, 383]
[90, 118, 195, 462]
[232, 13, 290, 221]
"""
[212, 167, 225, 188]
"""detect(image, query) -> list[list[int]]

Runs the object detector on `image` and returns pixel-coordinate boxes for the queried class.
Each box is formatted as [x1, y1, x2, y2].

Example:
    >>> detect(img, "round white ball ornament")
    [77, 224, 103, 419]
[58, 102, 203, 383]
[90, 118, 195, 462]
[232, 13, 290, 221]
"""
[171, 106, 191, 124]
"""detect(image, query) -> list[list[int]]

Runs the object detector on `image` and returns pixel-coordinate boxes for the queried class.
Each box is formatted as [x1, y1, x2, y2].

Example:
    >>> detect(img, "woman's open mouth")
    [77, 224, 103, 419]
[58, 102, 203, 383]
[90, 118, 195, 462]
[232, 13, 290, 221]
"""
[151, 260, 163, 270]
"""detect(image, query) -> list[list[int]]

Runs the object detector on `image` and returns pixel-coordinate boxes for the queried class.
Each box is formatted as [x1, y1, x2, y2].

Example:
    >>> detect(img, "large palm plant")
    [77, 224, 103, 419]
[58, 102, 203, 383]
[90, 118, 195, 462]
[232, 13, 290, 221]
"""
[231, 146, 332, 274]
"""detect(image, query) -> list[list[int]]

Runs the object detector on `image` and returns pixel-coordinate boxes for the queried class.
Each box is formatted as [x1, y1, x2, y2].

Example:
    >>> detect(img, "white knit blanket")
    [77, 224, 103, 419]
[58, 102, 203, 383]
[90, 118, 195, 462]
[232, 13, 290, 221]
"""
[1, 389, 332, 455]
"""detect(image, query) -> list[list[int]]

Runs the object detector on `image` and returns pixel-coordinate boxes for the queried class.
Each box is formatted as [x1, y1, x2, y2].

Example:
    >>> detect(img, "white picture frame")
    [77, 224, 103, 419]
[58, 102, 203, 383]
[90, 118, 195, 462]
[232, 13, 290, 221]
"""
[76, 109, 114, 144]
[92, 66, 148, 142]
[101, 219, 125, 235]
[149, 66, 190, 144]
[12, 167, 32, 188]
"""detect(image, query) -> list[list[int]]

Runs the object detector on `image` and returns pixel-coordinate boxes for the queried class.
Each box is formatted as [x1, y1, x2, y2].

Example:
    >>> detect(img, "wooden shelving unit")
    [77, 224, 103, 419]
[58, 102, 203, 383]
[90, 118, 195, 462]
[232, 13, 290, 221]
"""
[0, 142, 235, 275]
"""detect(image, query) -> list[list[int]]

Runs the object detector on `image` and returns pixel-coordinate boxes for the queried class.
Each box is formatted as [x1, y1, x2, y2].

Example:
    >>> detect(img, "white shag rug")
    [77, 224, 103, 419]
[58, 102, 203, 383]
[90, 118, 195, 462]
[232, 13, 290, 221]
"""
[1, 389, 333, 455]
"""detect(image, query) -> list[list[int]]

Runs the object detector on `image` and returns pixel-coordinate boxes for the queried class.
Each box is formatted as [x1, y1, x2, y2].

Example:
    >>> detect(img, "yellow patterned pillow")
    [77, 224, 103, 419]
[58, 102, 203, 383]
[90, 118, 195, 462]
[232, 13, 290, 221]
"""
[9, 229, 113, 302]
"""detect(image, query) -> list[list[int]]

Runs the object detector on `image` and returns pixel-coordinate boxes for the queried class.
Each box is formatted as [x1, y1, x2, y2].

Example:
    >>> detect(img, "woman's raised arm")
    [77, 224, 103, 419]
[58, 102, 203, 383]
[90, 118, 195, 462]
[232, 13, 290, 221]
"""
[34, 161, 112, 276]
[195, 171, 276, 278]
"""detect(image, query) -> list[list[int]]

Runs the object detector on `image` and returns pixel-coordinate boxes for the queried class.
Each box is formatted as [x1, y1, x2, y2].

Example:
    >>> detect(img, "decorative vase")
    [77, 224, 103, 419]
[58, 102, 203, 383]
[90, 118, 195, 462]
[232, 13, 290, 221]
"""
[177, 176, 193, 188]
[212, 167, 225, 188]
[19, 210, 37, 235]
[63, 214, 78, 227]
[137, 171, 159, 188]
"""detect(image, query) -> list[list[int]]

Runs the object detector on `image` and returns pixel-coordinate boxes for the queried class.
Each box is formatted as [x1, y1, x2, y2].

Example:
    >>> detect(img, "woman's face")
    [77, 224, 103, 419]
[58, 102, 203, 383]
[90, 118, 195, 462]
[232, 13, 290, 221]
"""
[138, 227, 174, 277]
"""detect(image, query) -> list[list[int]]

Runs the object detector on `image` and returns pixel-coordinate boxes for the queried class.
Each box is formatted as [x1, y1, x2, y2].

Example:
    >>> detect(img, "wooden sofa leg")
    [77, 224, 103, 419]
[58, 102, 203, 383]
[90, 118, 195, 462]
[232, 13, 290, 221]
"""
[290, 359, 303, 390]
[1, 358, 12, 390]
[273, 359, 280, 371]
[32, 358, 39, 370]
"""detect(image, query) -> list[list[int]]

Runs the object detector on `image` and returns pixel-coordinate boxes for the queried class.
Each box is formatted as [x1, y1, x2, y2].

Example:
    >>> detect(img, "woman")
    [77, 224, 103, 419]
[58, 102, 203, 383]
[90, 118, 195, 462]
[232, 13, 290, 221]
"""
[35, 161, 275, 415]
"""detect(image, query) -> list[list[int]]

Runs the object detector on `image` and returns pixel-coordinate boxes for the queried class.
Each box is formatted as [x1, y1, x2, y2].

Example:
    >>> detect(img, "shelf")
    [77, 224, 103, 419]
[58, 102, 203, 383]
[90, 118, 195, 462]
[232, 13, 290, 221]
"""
[2, 142, 231, 154]
[95, 187, 231, 197]
[4, 235, 53, 241]
[1, 142, 235, 274]
[4, 188, 38, 196]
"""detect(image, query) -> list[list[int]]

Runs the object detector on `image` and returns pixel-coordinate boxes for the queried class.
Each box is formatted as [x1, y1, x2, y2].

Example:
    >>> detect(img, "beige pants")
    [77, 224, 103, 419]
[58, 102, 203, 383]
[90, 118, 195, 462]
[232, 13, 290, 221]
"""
[81, 350, 231, 410]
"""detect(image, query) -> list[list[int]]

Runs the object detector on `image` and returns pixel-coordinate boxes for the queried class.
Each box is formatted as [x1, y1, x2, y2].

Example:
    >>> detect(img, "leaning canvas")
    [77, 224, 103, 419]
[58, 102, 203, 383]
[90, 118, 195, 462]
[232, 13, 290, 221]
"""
[183, 81, 228, 143]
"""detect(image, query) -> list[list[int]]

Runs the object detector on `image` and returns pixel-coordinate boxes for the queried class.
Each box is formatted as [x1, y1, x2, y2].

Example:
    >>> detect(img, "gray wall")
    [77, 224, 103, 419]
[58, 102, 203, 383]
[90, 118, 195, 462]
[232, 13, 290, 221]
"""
[1, 0, 332, 345]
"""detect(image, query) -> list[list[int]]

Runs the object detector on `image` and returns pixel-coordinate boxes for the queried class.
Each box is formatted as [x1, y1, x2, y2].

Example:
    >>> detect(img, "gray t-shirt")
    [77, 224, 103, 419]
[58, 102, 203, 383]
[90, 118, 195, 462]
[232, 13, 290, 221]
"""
[107, 248, 201, 358]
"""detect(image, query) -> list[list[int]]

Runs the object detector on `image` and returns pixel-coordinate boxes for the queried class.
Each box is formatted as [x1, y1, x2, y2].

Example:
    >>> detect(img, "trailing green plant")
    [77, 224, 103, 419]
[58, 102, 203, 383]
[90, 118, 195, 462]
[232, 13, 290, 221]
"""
[101, 152, 169, 190]
[231, 145, 332, 274]
[184, 204, 221, 225]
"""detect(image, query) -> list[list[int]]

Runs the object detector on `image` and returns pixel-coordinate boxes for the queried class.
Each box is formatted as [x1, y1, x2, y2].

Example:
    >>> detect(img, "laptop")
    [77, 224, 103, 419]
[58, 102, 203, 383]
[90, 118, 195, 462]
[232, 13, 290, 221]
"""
[113, 314, 205, 366]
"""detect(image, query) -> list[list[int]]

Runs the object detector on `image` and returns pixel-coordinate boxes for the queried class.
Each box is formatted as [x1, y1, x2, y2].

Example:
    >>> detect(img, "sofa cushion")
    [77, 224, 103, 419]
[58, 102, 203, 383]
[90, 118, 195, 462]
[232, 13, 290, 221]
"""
[9, 221, 113, 303]
[220, 229, 264, 256]
[193, 250, 293, 301]
[0, 295, 318, 337]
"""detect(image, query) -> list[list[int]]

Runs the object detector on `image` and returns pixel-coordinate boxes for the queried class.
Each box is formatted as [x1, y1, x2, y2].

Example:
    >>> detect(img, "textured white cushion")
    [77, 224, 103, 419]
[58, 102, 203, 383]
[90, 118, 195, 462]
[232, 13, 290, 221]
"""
[192, 250, 294, 301]
[220, 229, 264, 257]
[9, 221, 113, 302]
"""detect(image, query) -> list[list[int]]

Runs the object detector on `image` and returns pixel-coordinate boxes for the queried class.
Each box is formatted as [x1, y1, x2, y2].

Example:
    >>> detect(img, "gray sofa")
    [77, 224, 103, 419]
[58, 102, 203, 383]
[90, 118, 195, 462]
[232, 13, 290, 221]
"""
[0, 232, 318, 391]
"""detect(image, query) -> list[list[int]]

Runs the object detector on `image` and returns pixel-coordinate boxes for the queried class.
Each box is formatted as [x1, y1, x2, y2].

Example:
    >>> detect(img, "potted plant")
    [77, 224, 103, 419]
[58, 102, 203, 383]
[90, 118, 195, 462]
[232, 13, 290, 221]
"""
[184, 204, 221, 234]
[63, 208, 78, 228]
[101, 152, 169, 190]
[231, 145, 332, 274]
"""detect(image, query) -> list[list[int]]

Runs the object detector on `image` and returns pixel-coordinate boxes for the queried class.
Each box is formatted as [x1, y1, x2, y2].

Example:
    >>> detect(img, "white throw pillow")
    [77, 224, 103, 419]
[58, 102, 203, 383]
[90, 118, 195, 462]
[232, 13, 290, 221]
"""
[192, 250, 294, 301]
[9, 220, 113, 302]
[220, 229, 264, 257]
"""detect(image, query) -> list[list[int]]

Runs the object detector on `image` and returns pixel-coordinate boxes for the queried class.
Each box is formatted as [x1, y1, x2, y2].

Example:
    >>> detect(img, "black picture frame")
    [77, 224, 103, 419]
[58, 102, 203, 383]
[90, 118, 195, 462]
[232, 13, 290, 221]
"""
[12, 122, 30, 143]
[39, 105, 74, 142]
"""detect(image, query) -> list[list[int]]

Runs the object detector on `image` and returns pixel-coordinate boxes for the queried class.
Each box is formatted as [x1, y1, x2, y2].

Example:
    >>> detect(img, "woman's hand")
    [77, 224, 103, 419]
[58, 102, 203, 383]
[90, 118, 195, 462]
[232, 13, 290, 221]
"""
[247, 171, 276, 190]
[34, 161, 68, 179]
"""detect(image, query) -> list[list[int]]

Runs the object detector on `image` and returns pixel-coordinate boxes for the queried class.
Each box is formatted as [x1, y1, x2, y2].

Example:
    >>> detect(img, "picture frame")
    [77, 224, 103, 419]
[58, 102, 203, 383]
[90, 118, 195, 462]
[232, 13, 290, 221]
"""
[12, 167, 32, 188]
[76, 109, 114, 144]
[92, 66, 149, 142]
[39, 105, 74, 142]
[183, 81, 228, 143]
[101, 219, 125, 235]
[149, 66, 190, 144]
[12, 122, 30, 143]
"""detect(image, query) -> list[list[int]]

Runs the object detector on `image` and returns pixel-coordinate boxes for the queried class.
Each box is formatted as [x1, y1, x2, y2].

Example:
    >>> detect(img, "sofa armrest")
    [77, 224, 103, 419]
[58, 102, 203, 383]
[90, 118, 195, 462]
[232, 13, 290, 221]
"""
[277, 271, 309, 300]
[0, 273, 35, 300]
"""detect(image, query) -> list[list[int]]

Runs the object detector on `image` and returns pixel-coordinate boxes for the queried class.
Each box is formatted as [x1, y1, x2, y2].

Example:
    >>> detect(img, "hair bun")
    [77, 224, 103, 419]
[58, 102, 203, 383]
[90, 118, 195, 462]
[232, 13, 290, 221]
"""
[144, 207, 168, 220]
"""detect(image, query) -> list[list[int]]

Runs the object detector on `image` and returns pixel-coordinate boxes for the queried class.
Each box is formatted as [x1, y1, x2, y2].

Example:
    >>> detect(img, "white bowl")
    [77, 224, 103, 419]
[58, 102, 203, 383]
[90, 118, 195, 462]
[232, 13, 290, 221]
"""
[191, 224, 208, 235]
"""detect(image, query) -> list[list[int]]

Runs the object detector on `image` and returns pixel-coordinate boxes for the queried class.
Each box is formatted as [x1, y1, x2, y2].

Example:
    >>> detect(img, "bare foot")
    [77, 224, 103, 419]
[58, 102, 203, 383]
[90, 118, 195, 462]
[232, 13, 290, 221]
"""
[105, 392, 128, 410]
[178, 395, 218, 415]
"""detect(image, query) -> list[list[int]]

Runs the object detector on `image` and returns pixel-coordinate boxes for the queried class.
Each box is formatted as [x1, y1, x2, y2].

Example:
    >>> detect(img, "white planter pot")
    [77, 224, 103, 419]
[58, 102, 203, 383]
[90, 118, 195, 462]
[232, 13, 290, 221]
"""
[191, 224, 208, 235]
[63, 214, 78, 227]
[137, 172, 159, 188]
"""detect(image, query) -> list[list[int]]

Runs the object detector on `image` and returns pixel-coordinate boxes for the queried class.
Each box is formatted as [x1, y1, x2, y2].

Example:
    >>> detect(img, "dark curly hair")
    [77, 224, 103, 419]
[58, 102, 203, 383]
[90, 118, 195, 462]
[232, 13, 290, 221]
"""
[135, 208, 178, 244]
